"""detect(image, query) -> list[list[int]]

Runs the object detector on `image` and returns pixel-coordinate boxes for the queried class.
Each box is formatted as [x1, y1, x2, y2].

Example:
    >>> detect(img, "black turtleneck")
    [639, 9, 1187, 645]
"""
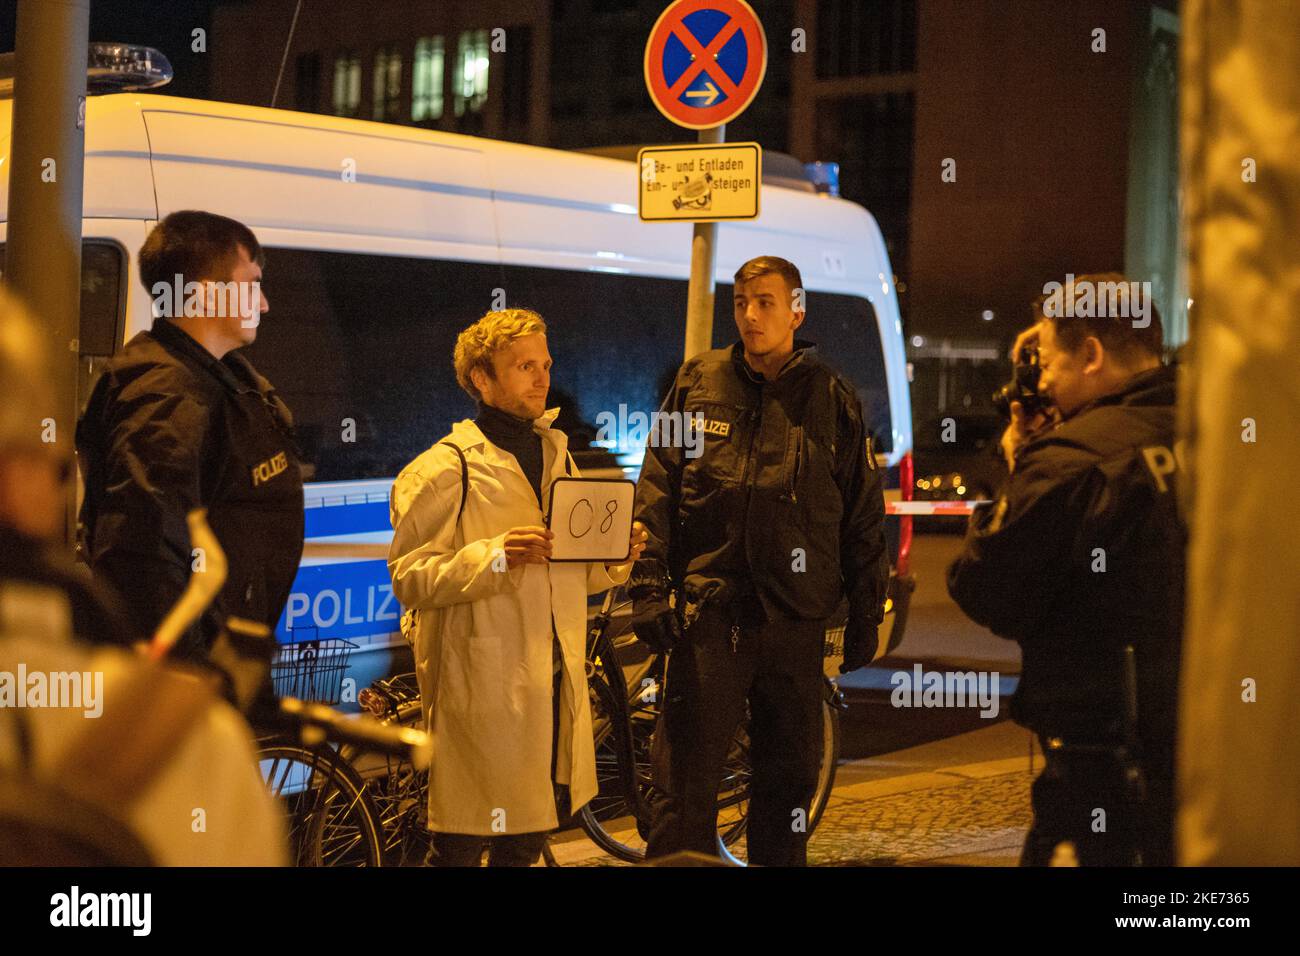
[476, 402, 544, 506]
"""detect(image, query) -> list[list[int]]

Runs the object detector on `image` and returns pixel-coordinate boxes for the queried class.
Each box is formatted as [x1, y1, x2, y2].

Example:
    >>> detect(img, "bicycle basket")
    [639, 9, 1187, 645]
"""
[271, 638, 358, 705]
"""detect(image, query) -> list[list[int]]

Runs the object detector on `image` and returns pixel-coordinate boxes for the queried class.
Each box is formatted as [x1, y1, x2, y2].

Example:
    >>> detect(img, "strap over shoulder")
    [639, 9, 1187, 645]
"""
[438, 441, 469, 525]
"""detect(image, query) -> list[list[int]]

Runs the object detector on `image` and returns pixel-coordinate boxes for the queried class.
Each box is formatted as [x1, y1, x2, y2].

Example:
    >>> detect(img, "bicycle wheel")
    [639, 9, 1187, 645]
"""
[364, 749, 430, 866]
[809, 687, 841, 833]
[348, 686, 431, 866]
[259, 741, 385, 867]
[576, 673, 656, 862]
[714, 689, 840, 866]
[578, 671, 753, 864]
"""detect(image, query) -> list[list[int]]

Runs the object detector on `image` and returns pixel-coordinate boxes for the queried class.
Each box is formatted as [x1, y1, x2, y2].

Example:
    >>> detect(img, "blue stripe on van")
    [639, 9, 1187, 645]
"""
[127, 151, 638, 216]
[277, 558, 399, 643]
[303, 499, 391, 538]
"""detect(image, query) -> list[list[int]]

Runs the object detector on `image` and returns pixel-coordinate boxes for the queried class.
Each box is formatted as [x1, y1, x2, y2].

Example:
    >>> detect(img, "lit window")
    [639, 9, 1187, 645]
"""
[332, 52, 361, 117]
[373, 46, 403, 121]
[454, 29, 489, 117]
[412, 36, 445, 122]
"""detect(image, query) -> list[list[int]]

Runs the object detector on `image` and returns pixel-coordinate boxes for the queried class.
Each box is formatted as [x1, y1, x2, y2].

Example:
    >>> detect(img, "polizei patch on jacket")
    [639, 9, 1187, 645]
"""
[251, 451, 289, 486]
[695, 418, 731, 437]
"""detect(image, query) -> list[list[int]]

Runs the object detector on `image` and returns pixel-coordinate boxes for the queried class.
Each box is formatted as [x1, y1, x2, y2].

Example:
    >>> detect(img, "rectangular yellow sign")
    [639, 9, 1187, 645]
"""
[637, 142, 762, 223]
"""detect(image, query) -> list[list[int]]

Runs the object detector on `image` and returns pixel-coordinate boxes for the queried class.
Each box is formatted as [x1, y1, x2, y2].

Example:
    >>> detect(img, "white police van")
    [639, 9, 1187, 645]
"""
[0, 46, 915, 673]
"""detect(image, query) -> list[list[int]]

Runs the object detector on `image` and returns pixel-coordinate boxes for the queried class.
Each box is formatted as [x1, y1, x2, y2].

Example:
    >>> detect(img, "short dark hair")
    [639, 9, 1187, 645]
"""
[138, 210, 264, 295]
[734, 255, 803, 302]
[1034, 272, 1164, 361]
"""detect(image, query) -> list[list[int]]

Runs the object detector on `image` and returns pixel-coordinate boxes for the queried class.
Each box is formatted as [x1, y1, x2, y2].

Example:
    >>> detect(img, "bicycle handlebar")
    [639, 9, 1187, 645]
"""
[269, 696, 433, 770]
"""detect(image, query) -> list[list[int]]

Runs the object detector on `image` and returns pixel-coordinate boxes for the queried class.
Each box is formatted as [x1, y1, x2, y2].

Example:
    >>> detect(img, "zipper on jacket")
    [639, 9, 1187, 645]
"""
[786, 426, 803, 503]
[739, 389, 762, 490]
[739, 391, 763, 580]
[730, 623, 740, 654]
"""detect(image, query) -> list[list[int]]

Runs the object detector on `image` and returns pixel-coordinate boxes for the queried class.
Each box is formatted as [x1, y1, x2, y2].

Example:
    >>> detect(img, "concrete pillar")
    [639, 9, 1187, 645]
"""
[1177, 0, 1300, 864]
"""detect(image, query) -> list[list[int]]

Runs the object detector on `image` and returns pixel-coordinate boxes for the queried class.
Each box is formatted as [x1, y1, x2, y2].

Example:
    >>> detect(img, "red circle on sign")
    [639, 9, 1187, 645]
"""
[644, 0, 768, 130]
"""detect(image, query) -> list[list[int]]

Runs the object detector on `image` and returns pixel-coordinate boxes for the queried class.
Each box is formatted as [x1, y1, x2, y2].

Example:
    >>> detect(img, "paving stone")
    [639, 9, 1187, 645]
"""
[547, 768, 1034, 867]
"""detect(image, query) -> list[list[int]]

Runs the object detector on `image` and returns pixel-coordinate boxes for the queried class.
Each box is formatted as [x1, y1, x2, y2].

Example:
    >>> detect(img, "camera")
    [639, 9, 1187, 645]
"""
[992, 345, 1046, 419]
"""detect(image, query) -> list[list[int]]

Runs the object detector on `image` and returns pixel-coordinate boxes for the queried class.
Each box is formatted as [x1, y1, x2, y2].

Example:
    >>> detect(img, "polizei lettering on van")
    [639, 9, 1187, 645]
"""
[285, 582, 399, 632]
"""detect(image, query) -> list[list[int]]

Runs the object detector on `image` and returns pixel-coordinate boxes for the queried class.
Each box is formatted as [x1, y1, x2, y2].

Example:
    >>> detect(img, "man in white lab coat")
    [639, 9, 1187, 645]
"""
[389, 308, 646, 866]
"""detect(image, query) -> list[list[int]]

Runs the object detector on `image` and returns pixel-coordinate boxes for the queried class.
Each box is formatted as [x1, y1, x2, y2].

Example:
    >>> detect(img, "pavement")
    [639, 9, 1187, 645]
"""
[547, 721, 1039, 866]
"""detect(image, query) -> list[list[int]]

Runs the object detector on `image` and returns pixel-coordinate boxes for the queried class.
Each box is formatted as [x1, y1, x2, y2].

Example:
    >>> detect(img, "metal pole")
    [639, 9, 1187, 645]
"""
[4, 0, 90, 548]
[683, 123, 725, 360]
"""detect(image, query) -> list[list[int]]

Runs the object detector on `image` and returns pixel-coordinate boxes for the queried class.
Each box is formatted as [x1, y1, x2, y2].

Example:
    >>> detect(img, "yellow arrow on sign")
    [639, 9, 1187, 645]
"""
[685, 81, 719, 106]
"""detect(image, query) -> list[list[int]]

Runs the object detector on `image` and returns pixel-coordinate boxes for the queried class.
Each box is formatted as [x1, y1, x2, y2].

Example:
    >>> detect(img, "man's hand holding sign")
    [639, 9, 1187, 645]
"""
[543, 476, 645, 570]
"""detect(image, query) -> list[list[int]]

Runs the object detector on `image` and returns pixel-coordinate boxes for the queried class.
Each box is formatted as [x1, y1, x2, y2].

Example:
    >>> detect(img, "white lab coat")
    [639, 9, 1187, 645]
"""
[388, 410, 628, 835]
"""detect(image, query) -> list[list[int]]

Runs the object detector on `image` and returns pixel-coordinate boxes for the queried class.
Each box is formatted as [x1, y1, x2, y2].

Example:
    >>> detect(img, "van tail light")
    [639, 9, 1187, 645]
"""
[896, 451, 914, 576]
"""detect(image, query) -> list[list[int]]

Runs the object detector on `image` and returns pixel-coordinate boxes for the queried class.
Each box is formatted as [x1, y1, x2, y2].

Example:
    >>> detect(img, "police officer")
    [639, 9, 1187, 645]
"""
[631, 255, 889, 866]
[947, 273, 1184, 866]
[77, 210, 304, 662]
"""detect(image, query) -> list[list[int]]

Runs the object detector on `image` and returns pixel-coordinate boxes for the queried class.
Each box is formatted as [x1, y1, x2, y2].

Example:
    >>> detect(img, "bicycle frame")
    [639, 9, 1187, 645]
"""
[582, 590, 846, 833]
[585, 591, 657, 824]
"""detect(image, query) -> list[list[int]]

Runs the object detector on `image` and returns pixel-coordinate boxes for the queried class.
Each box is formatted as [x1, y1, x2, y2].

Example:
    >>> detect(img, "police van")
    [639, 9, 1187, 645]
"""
[0, 46, 916, 678]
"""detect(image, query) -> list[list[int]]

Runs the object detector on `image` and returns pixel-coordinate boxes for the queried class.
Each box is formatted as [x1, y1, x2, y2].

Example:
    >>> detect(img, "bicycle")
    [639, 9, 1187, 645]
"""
[257, 694, 431, 867]
[142, 509, 426, 868]
[352, 672, 432, 866]
[352, 585, 845, 867]
[569, 586, 844, 865]
[255, 638, 431, 867]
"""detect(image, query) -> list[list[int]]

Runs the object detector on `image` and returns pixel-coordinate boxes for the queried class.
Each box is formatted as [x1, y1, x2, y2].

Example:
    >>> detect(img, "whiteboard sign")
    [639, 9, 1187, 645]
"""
[546, 477, 636, 562]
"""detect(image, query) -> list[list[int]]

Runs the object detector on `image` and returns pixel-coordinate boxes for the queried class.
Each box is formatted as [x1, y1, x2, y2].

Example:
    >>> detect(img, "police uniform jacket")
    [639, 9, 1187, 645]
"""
[631, 340, 890, 657]
[946, 365, 1185, 746]
[76, 319, 304, 660]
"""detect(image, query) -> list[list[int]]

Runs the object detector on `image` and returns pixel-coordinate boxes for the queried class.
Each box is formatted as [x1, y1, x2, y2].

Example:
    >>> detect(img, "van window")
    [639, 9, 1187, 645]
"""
[243, 248, 496, 481]
[498, 263, 690, 455]
[0, 239, 126, 410]
[245, 248, 895, 481]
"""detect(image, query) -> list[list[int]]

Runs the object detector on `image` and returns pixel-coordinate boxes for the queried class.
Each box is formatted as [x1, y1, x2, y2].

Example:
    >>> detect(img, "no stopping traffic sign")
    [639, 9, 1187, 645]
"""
[644, 0, 768, 130]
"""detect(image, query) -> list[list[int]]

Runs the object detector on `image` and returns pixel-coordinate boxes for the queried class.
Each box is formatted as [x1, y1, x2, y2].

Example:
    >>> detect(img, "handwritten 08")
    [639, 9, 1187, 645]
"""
[568, 496, 619, 539]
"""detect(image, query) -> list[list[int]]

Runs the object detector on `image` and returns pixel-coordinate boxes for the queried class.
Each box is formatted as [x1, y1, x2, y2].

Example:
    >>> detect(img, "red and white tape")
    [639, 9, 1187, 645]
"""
[887, 500, 989, 516]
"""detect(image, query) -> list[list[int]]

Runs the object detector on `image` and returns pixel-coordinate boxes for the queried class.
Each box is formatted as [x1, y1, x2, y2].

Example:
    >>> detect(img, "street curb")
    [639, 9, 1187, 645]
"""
[828, 755, 1033, 803]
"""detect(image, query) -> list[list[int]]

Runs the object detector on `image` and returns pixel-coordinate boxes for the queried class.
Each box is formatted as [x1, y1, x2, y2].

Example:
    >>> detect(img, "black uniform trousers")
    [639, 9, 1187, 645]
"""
[1020, 734, 1176, 867]
[646, 602, 825, 866]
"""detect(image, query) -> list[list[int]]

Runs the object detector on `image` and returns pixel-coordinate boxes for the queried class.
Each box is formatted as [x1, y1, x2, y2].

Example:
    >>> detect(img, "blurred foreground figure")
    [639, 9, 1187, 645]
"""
[0, 288, 285, 866]
[1177, 0, 1300, 865]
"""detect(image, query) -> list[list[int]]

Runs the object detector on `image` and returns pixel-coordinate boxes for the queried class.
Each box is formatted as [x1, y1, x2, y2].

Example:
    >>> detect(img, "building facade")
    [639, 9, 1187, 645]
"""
[208, 0, 1179, 355]
[210, 0, 551, 144]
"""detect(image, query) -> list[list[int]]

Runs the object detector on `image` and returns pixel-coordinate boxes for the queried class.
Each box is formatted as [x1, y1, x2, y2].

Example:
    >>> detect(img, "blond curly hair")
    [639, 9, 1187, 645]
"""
[453, 308, 548, 402]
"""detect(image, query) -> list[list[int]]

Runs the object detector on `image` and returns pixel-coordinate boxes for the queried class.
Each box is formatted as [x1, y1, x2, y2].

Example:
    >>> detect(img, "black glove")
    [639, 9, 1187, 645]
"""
[839, 622, 879, 675]
[630, 588, 682, 654]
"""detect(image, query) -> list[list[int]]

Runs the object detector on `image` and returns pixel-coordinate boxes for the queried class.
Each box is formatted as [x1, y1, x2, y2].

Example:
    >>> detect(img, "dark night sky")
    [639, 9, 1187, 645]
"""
[0, 0, 222, 99]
